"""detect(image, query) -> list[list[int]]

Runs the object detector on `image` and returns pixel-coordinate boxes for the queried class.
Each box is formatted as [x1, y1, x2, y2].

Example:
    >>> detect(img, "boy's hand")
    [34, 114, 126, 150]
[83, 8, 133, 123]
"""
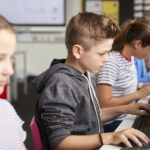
[102, 128, 150, 147]
[126, 103, 150, 115]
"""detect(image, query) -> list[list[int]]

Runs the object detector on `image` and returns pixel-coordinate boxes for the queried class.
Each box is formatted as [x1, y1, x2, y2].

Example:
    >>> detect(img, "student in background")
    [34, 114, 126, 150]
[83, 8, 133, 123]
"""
[0, 16, 27, 150]
[122, 20, 150, 90]
[121, 19, 150, 89]
[33, 12, 150, 150]
[95, 17, 150, 132]
[133, 16, 150, 85]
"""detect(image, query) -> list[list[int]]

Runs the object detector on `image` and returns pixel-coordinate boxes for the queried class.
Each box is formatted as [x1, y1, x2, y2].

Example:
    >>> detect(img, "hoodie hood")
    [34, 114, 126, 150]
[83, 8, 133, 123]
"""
[32, 59, 84, 93]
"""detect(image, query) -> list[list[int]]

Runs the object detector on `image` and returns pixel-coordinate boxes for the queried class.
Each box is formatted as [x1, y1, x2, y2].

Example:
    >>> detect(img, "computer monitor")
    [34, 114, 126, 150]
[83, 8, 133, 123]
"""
[0, 0, 66, 32]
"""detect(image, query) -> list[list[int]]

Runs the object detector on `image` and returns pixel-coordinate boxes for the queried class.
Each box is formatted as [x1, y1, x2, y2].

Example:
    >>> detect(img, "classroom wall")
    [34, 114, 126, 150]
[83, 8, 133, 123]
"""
[15, 0, 133, 78]
[15, 0, 81, 77]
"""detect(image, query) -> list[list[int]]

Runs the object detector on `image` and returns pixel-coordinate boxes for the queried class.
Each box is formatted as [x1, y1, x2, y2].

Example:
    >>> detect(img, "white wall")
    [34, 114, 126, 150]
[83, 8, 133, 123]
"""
[15, 0, 81, 77]
[15, 43, 66, 76]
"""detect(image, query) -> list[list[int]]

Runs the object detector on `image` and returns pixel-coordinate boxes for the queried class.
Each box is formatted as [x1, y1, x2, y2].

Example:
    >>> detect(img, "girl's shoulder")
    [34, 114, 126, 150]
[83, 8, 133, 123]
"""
[109, 51, 121, 58]
[0, 99, 11, 106]
[0, 99, 14, 113]
[108, 51, 122, 64]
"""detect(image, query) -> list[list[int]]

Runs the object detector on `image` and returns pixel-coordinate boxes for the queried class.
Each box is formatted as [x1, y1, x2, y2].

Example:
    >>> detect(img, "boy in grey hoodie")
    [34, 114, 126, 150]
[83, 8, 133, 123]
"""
[32, 12, 150, 150]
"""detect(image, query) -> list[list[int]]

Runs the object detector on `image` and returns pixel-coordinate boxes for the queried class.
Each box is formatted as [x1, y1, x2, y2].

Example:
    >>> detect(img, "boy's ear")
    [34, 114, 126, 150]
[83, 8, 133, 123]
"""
[134, 40, 142, 49]
[72, 44, 83, 59]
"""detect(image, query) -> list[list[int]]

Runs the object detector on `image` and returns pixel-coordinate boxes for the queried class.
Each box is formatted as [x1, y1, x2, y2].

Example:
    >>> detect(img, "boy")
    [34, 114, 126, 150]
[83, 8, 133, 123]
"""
[33, 12, 150, 150]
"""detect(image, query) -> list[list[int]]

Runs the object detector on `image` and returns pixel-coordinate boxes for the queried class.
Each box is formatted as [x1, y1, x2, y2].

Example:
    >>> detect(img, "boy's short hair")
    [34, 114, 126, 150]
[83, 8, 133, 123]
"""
[65, 12, 119, 54]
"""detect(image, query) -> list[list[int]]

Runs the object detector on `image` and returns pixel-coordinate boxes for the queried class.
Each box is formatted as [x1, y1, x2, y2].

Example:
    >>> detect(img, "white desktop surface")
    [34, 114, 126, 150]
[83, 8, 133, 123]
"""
[100, 145, 121, 150]
[100, 98, 149, 150]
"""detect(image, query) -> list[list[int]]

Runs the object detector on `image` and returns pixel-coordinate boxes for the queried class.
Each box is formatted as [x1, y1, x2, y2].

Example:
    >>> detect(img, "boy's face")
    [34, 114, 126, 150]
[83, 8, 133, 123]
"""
[79, 39, 113, 74]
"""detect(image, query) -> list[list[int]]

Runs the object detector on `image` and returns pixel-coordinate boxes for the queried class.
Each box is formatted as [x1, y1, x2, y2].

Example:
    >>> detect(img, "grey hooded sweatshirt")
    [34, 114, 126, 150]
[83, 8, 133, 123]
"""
[32, 59, 104, 150]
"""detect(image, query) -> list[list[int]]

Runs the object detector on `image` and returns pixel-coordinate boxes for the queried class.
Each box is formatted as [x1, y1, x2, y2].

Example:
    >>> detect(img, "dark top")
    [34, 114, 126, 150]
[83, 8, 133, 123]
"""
[32, 59, 103, 150]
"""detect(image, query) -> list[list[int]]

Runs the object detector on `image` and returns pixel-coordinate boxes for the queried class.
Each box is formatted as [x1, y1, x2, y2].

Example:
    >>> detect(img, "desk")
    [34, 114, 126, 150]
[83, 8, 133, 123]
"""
[100, 98, 149, 150]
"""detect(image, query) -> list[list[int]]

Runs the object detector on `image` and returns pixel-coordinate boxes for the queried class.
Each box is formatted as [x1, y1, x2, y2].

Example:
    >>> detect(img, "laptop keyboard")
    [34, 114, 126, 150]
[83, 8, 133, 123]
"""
[132, 114, 150, 137]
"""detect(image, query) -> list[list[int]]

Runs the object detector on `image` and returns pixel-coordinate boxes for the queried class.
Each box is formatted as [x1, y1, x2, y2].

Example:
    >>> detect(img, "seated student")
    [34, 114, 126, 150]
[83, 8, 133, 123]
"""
[32, 12, 150, 150]
[119, 20, 150, 86]
[124, 19, 150, 88]
[124, 20, 150, 89]
[95, 17, 150, 132]
[134, 16, 150, 85]
[0, 16, 27, 150]
[120, 20, 150, 86]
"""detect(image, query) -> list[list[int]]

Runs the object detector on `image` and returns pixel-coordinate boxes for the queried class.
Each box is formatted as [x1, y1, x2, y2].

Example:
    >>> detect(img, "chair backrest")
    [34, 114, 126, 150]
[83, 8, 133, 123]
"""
[30, 116, 42, 150]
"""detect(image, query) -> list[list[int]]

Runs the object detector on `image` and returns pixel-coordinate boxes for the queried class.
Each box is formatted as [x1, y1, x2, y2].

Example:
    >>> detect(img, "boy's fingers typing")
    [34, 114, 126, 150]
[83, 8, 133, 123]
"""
[113, 128, 150, 148]
[132, 129, 150, 144]
[127, 129, 149, 147]
[121, 136, 132, 148]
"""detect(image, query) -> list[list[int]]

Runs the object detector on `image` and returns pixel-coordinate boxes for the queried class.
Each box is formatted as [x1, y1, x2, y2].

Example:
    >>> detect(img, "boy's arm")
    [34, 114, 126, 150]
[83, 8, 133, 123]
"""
[55, 134, 101, 150]
[97, 84, 150, 107]
[55, 128, 149, 150]
[100, 103, 150, 122]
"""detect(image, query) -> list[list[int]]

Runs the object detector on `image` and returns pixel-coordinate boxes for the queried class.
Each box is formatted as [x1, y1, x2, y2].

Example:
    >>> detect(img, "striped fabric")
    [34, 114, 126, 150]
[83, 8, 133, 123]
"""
[95, 51, 137, 122]
[0, 99, 26, 150]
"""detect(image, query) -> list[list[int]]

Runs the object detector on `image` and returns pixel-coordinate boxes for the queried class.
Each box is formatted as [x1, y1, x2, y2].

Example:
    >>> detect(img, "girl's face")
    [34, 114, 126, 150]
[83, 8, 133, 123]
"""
[135, 45, 150, 59]
[0, 30, 16, 94]
[133, 40, 150, 59]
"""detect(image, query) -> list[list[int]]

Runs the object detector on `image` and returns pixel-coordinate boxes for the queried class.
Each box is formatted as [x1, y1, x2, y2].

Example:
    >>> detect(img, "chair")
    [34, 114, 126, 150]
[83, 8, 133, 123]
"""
[30, 116, 42, 150]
